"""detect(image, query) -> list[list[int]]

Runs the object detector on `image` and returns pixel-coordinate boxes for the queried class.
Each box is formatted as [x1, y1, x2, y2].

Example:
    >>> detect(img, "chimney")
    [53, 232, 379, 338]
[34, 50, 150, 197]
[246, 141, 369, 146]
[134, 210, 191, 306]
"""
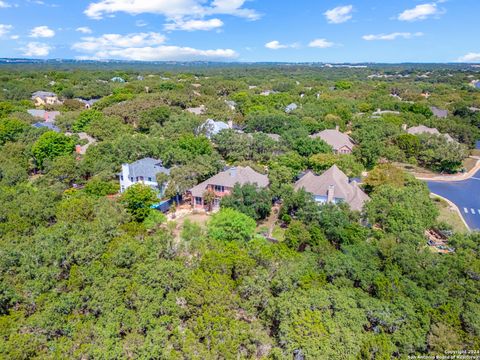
[229, 167, 237, 177]
[327, 185, 335, 204]
[44, 112, 48, 121]
[228, 120, 233, 129]
[402, 123, 408, 131]
[335, 125, 340, 131]
[75, 145, 82, 154]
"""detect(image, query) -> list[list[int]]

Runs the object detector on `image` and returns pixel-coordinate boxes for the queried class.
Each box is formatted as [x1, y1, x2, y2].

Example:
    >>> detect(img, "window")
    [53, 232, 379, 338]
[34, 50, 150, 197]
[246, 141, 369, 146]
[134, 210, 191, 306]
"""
[148, 177, 152, 182]
[121, 186, 125, 192]
[195, 197, 203, 205]
[120, 175, 124, 181]
[139, 176, 144, 181]
[130, 177, 134, 182]
[214, 185, 224, 192]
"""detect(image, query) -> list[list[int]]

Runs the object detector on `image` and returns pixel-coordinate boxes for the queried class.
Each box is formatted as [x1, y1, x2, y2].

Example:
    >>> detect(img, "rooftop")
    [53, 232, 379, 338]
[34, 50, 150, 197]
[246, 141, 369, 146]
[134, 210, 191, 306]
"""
[190, 166, 269, 198]
[309, 128, 355, 151]
[294, 165, 369, 211]
[120, 157, 170, 180]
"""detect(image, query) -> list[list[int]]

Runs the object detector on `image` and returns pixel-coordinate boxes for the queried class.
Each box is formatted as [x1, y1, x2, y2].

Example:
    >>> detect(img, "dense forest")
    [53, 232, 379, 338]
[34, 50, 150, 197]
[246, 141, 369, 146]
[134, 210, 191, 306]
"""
[0, 63, 479, 359]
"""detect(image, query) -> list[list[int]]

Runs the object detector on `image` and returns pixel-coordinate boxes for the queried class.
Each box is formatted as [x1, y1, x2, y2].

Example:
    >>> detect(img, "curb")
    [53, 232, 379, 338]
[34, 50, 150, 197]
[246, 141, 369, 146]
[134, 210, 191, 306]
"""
[430, 193, 470, 232]
[416, 160, 480, 182]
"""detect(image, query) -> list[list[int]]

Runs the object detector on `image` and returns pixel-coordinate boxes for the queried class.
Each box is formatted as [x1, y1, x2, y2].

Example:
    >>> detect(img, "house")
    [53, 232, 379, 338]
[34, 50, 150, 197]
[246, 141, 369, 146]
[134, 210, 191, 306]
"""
[76, 98, 99, 109]
[31, 91, 61, 107]
[111, 77, 125, 83]
[285, 103, 298, 113]
[260, 90, 277, 96]
[372, 109, 400, 116]
[309, 127, 355, 154]
[32, 122, 60, 132]
[186, 105, 206, 115]
[189, 166, 269, 210]
[294, 165, 369, 212]
[27, 109, 60, 122]
[430, 106, 448, 119]
[197, 118, 231, 139]
[406, 125, 455, 142]
[118, 158, 170, 195]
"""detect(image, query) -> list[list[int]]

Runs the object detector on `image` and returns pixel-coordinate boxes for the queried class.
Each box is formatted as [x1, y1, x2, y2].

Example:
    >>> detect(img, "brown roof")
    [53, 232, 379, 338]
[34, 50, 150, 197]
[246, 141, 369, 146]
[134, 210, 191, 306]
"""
[309, 129, 355, 152]
[190, 166, 269, 197]
[294, 165, 369, 211]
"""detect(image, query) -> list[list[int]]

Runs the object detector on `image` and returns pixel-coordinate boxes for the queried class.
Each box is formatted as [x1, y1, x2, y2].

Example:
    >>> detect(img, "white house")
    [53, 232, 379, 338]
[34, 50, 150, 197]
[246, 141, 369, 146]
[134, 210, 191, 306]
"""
[118, 158, 170, 197]
[197, 118, 231, 139]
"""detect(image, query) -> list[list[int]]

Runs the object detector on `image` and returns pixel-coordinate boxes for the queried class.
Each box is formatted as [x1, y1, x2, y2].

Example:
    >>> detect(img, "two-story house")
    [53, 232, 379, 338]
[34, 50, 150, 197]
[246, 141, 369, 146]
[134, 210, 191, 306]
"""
[31, 91, 61, 107]
[294, 165, 369, 212]
[118, 158, 170, 197]
[189, 166, 269, 210]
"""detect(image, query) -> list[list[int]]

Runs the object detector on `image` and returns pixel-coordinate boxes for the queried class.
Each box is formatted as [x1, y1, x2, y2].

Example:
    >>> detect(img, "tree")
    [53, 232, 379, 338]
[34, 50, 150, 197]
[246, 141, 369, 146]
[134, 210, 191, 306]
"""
[364, 164, 407, 192]
[416, 134, 468, 173]
[31, 131, 76, 169]
[203, 189, 216, 212]
[395, 134, 420, 158]
[308, 153, 363, 178]
[366, 182, 438, 237]
[0, 118, 27, 145]
[138, 106, 171, 131]
[72, 109, 104, 132]
[208, 208, 256, 242]
[121, 183, 158, 222]
[284, 220, 312, 251]
[221, 183, 272, 221]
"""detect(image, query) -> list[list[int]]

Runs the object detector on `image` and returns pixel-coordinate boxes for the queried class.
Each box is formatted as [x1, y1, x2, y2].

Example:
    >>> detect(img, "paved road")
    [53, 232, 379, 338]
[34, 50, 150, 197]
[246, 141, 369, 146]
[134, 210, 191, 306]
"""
[427, 169, 480, 230]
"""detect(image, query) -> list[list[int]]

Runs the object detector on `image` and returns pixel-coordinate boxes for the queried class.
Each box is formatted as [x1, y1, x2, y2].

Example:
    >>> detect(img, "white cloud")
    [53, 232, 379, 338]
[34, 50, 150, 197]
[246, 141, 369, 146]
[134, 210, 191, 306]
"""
[76, 26, 93, 34]
[362, 32, 424, 41]
[30, 26, 55, 38]
[73, 32, 166, 52]
[21, 42, 52, 57]
[398, 3, 443, 21]
[84, 0, 260, 20]
[0, 1, 11, 8]
[308, 38, 334, 48]
[165, 18, 223, 31]
[265, 40, 299, 50]
[457, 53, 480, 63]
[324, 5, 353, 24]
[10, 34, 19, 39]
[0, 24, 12, 37]
[91, 46, 238, 61]
[72, 31, 237, 61]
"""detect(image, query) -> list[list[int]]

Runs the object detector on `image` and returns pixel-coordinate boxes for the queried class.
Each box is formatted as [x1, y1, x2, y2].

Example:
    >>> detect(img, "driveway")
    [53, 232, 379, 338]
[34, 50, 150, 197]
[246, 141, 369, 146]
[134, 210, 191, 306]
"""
[427, 169, 480, 231]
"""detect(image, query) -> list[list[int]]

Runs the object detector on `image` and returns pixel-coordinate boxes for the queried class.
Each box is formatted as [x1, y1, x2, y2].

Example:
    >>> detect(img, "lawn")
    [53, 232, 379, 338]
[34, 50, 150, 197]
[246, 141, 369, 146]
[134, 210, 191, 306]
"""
[432, 197, 468, 233]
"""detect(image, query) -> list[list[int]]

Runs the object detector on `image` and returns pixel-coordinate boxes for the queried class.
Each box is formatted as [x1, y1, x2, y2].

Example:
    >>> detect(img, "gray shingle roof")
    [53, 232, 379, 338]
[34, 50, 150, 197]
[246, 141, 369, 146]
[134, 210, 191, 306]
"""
[309, 129, 355, 152]
[407, 125, 454, 142]
[430, 106, 448, 118]
[294, 165, 369, 211]
[31, 91, 57, 100]
[285, 103, 298, 113]
[121, 158, 170, 180]
[190, 166, 269, 198]
[197, 118, 230, 138]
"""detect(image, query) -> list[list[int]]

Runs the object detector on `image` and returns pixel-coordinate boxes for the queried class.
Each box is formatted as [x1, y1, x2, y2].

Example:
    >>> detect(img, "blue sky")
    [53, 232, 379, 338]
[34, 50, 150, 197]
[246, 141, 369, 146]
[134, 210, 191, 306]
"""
[0, 0, 479, 62]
